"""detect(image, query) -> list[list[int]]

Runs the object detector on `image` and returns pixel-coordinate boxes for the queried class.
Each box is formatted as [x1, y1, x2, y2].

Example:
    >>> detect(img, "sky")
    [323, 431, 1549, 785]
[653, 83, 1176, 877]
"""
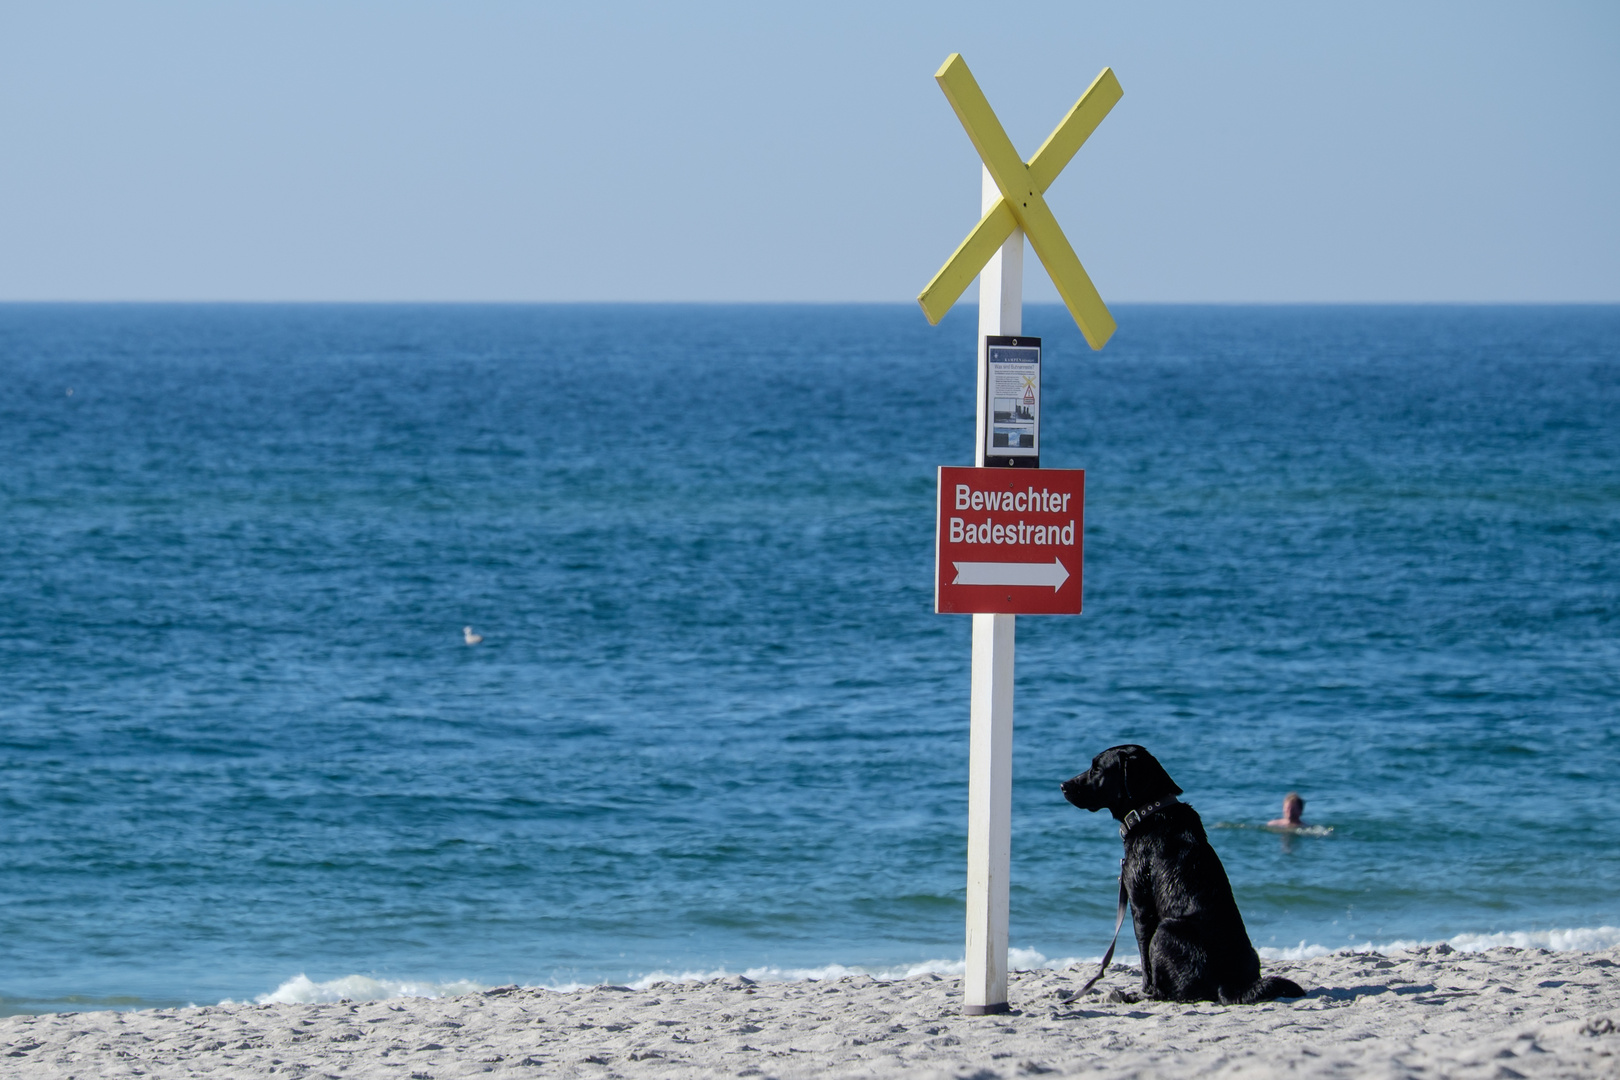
[1, 1, 1616, 303]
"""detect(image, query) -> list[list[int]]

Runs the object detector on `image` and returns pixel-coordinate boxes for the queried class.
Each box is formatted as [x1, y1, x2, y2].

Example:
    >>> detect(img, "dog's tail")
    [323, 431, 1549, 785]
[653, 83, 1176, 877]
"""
[1223, 975, 1306, 1005]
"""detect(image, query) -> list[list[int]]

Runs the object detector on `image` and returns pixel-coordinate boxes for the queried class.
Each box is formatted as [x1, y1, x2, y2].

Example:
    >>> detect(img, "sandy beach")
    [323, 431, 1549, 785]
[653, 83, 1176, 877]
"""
[3, 946, 1616, 1078]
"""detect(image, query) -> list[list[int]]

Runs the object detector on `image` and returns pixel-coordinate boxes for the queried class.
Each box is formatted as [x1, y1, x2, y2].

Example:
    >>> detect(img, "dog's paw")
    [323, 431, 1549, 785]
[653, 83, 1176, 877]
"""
[1103, 989, 1140, 1004]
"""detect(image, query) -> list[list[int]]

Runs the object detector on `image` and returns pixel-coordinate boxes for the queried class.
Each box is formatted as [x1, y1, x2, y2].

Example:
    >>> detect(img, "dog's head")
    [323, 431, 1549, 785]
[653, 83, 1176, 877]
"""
[1061, 744, 1183, 820]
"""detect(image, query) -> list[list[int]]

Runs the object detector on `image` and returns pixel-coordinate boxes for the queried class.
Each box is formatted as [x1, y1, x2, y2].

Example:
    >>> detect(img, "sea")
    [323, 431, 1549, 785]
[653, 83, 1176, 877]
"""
[1, 303, 1616, 1015]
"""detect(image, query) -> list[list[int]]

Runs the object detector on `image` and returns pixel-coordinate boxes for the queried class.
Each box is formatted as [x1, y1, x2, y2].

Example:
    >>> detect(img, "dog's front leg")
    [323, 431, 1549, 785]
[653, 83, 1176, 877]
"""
[1130, 904, 1161, 998]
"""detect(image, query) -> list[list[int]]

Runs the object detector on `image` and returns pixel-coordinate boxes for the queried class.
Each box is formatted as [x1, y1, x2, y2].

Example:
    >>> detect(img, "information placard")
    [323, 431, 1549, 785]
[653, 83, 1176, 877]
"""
[983, 335, 1040, 468]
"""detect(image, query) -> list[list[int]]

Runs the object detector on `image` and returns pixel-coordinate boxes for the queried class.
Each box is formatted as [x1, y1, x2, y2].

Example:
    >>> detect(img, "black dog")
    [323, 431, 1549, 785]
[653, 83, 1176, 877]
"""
[1062, 744, 1304, 1004]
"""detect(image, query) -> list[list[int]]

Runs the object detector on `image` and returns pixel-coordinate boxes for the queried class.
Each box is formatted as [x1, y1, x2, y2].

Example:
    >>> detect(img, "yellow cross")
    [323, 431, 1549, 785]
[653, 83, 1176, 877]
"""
[917, 54, 1122, 350]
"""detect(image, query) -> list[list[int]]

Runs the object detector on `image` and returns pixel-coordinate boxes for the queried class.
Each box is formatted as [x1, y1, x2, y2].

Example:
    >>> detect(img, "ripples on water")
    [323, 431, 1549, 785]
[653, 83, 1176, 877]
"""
[0, 303, 1615, 1011]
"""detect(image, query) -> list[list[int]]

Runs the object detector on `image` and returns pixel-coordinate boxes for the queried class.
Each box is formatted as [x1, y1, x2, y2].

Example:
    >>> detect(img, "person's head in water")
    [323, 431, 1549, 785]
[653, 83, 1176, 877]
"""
[1269, 792, 1306, 828]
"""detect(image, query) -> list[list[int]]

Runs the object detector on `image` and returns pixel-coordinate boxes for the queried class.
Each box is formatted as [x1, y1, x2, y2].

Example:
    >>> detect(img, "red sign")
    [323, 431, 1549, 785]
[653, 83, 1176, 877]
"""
[935, 466, 1084, 615]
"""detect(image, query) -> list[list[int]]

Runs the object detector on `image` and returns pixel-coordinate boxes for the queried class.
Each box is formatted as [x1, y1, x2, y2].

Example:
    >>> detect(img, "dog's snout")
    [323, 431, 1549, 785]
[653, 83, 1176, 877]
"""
[1061, 772, 1100, 812]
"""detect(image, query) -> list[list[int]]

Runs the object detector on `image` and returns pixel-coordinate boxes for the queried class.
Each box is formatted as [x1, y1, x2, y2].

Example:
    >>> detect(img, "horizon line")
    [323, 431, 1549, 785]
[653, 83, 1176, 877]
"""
[3, 299, 1617, 308]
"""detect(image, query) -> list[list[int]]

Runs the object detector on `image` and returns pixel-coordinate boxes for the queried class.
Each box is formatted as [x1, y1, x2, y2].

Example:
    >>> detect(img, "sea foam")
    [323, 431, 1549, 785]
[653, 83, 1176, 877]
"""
[1258, 925, 1620, 960]
[621, 947, 1090, 991]
[237, 928, 1620, 1005]
[245, 974, 492, 1005]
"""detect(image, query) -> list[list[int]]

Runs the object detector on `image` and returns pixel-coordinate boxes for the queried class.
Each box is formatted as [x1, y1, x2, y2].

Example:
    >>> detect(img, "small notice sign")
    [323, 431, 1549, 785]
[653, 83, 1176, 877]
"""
[935, 466, 1083, 615]
[983, 336, 1040, 468]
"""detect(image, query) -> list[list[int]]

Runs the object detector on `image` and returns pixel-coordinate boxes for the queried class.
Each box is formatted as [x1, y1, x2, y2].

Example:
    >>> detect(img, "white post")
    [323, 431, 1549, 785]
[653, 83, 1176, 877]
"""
[964, 164, 1022, 1016]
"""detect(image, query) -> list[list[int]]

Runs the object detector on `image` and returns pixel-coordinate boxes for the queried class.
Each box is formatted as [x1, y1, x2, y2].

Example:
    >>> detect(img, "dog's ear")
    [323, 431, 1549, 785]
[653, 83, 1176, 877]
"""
[1122, 749, 1183, 803]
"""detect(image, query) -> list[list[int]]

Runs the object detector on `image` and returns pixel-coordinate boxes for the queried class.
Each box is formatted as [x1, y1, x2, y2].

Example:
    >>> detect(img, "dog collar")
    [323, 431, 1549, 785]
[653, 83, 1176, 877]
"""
[1119, 796, 1178, 839]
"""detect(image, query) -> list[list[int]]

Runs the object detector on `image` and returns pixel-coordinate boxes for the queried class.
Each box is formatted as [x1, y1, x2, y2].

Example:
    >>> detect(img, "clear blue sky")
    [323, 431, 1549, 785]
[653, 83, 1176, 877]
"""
[1, 1, 1615, 303]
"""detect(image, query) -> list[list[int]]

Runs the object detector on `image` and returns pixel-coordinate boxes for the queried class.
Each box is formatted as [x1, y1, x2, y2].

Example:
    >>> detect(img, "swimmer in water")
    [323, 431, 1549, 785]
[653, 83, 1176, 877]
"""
[1268, 791, 1306, 829]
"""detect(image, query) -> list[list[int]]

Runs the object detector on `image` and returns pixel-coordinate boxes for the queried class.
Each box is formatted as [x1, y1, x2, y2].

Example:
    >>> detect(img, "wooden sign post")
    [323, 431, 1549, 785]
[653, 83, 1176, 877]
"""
[917, 53, 1121, 1016]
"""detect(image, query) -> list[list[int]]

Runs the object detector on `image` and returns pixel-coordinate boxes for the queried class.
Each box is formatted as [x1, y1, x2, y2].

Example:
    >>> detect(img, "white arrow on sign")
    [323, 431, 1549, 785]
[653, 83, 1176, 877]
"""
[951, 558, 1070, 591]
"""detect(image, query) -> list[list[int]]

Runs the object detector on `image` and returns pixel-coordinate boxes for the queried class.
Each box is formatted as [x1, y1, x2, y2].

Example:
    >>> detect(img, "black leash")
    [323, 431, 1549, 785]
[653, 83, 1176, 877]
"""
[1078, 858, 1128, 995]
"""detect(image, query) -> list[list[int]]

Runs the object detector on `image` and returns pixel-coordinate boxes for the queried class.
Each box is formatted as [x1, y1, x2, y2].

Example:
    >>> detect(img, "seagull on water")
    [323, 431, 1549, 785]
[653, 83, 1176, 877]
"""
[463, 626, 483, 646]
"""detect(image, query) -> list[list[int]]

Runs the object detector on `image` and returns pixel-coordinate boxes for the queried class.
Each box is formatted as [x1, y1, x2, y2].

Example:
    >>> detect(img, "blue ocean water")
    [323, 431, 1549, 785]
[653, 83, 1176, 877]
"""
[0, 303, 1616, 1014]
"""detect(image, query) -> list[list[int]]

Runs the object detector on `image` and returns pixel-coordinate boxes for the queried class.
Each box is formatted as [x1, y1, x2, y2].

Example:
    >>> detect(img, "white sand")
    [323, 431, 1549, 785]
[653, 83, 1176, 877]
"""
[3, 946, 1617, 1078]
